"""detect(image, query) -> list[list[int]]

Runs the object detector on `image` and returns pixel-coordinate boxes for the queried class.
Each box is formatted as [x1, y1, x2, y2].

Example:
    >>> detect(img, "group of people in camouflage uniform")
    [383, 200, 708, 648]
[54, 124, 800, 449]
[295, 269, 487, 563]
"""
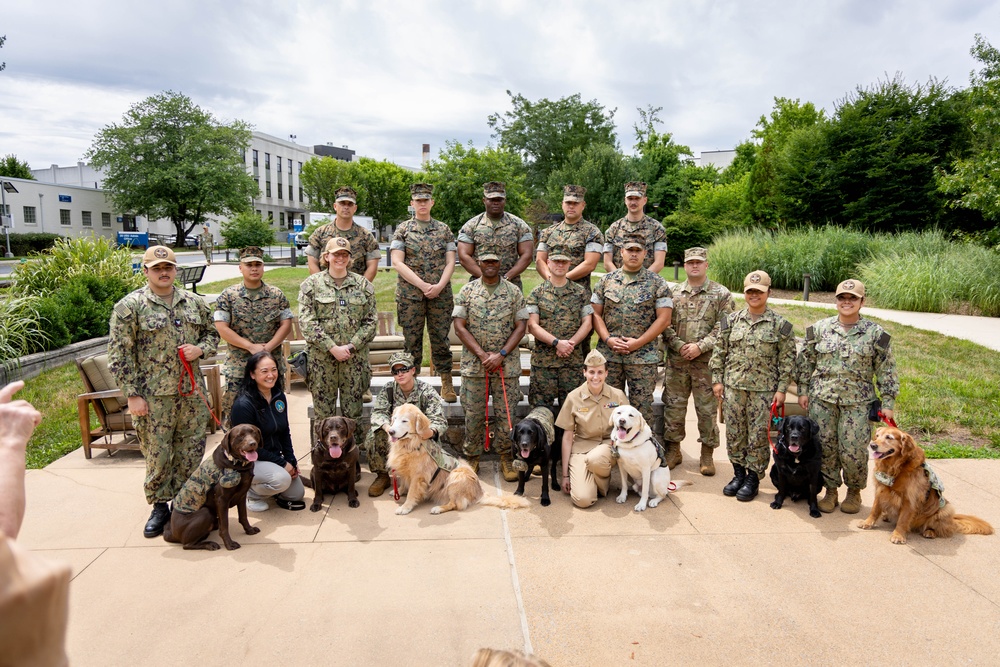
[108, 178, 898, 538]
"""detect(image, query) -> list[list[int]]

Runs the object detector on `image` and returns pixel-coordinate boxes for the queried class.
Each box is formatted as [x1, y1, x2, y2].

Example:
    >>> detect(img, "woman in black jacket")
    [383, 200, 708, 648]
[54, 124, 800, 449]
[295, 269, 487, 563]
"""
[230, 351, 305, 511]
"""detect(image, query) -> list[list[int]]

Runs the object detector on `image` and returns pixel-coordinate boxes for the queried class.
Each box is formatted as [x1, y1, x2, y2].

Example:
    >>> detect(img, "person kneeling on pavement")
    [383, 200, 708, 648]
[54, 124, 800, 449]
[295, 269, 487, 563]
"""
[230, 351, 306, 511]
[365, 351, 450, 497]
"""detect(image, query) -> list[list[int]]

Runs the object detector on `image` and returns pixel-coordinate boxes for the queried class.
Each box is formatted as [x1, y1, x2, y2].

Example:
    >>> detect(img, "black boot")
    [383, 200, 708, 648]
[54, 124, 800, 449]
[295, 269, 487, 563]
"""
[736, 470, 760, 502]
[143, 502, 170, 538]
[723, 464, 746, 497]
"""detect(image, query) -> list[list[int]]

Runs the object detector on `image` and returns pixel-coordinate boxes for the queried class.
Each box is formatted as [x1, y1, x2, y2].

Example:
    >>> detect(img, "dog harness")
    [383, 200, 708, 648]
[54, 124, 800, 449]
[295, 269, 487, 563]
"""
[874, 462, 947, 509]
[611, 432, 668, 468]
[172, 445, 253, 514]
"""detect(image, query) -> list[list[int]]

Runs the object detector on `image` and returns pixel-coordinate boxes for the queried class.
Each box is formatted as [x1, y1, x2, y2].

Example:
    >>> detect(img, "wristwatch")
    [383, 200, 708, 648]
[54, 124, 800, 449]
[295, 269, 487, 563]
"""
[551, 338, 560, 348]
[499, 349, 508, 357]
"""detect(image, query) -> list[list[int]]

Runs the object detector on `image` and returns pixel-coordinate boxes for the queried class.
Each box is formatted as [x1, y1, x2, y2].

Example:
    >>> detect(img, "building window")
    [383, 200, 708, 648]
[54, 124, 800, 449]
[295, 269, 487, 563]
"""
[241, 148, 247, 163]
[82, 211, 92, 227]
[277, 183, 283, 199]
[277, 156, 282, 173]
[256, 209, 262, 218]
[288, 160, 292, 174]
[268, 211, 274, 225]
[265, 181, 271, 197]
[279, 212, 286, 227]
[299, 186, 304, 202]
[288, 184, 293, 200]
[264, 153, 270, 170]
[252, 150, 258, 167]
[102, 212, 111, 227]
[60, 209, 71, 226]
[23, 206, 37, 225]
[298, 161, 303, 173]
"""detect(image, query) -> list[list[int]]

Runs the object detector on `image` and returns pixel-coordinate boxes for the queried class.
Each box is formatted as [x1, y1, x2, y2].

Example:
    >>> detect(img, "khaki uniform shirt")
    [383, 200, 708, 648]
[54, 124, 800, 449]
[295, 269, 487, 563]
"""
[457, 212, 533, 284]
[298, 272, 377, 354]
[663, 279, 735, 361]
[452, 278, 528, 377]
[390, 217, 457, 301]
[537, 218, 604, 291]
[306, 222, 381, 275]
[213, 282, 293, 381]
[555, 383, 629, 452]
[603, 215, 667, 269]
[592, 268, 673, 365]
[709, 307, 795, 393]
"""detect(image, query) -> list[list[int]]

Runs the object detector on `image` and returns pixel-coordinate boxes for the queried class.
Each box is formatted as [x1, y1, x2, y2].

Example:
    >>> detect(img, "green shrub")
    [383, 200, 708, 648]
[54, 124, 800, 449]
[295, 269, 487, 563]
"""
[706, 228, 773, 290]
[10, 235, 144, 297]
[33, 297, 71, 351]
[0, 296, 48, 367]
[661, 211, 726, 264]
[6, 233, 63, 256]
[220, 212, 276, 248]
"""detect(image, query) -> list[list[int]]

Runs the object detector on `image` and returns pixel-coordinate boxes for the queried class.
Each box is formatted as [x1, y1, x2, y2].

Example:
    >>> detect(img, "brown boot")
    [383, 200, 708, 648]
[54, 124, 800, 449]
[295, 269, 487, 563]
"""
[368, 472, 391, 497]
[840, 488, 863, 514]
[699, 445, 716, 476]
[818, 486, 839, 513]
[440, 373, 457, 403]
[664, 441, 682, 469]
[500, 453, 518, 482]
[467, 456, 480, 474]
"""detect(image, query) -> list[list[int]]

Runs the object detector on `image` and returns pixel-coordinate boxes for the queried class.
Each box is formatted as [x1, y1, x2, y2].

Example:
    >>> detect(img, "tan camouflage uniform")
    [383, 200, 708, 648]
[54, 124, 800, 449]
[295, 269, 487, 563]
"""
[199, 228, 213, 264]
[171, 448, 249, 514]
[603, 216, 667, 270]
[453, 278, 528, 457]
[526, 280, 593, 411]
[709, 308, 795, 476]
[108, 286, 220, 504]
[298, 271, 377, 430]
[662, 279, 735, 450]
[391, 216, 456, 371]
[306, 222, 381, 275]
[365, 379, 449, 475]
[537, 219, 604, 293]
[457, 212, 533, 289]
[213, 283, 293, 423]
[592, 268, 673, 427]
[797, 316, 899, 490]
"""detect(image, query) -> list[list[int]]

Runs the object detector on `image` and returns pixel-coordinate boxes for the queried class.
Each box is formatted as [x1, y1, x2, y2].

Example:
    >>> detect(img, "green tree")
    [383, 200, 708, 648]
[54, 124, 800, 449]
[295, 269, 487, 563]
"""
[488, 91, 617, 194]
[85, 91, 258, 248]
[219, 211, 275, 249]
[0, 154, 34, 180]
[300, 156, 355, 214]
[422, 141, 529, 233]
[546, 143, 637, 228]
[938, 34, 1000, 222]
[351, 157, 413, 240]
[632, 105, 701, 219]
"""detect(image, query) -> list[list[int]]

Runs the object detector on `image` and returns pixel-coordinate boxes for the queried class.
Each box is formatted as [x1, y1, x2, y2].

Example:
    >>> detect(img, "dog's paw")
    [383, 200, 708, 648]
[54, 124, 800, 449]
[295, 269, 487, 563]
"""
[809, 508, 822, 518]
[615, 493, 627, 504]
[348, 498, 360, 508]
[513, 488, 524, 497]
[770, 500, 783, 510]
[922, 528, 937, 539]
[633, 501, 648, 512]
[396, 506, 413, 515]
[541, 496, 551, 507]
[648, 497, 661, 508]
[245, 526, 261, 535]
[890, 531, 908, 544]
[309, 503, 323, 512]
[201, 541, 221, 551]
[224, 540, 241, 550]
[858, 520, 875, 530]
[430, 506, 442, 515]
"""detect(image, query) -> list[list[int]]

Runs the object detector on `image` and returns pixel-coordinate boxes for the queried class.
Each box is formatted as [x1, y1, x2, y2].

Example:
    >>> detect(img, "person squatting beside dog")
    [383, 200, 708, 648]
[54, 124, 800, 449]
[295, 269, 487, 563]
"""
[555, 349, 630, 508]
[108, 245, 220, 539]
[797, 279, 899, 514]
[366, 351, 450, 497]
[710, 270, 795, 503]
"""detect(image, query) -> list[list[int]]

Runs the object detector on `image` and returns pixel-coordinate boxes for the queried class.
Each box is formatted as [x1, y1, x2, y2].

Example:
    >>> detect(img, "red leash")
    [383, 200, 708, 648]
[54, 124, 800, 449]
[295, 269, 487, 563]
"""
[767, 401, 785, 455]
[177, 348, 222, 429]
[484, 372, 491, 452]
[392, 471, 400, 501]
[879, 411, 898, 428]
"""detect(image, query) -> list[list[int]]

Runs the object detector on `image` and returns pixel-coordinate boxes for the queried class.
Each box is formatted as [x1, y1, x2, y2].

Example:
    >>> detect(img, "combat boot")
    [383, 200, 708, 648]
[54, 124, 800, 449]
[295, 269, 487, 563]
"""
[362, 389, 373, 403]
[368, 472, 391, 498]
[736, 470, 759, 501]
[440, 373, 457, 403]
[840, 487, 863, 514]
[818, 486, 839, 513]
[143, 502, 170, 538]
[467, 455, 480, 474]
[723, 464, 746, 496]
[699, 445, 716, 476]
[500, 453, 519, 482]
[664, 441, 682, 469]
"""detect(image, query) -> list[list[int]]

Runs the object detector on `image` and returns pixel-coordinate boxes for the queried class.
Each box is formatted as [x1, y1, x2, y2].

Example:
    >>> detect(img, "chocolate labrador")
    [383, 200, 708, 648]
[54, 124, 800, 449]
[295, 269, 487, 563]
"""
[302, 416, 360, 510]
[162, 424, 262, 550]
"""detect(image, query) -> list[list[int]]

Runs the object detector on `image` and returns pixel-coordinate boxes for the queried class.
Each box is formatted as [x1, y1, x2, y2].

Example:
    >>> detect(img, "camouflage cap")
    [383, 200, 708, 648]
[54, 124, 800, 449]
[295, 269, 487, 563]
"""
[410, 182, 434, 200]
[684, 247, 708, 262]
[743, 270, 771, 292]
[624, 181, 648, 197]
[478, 249, 501, 262]
[335, 186, 357, 203]
[622, 235, 645, 250]
[483, 181, 506, 199]
[324, 236, 352, 254]
[239, 246, 265, 263]
[584, 349, 607, 367]
[547, 246, 572, 262]
[562, 184, 586, 202]
[142, 245, 177, 268]
[387, 351, 415, 370]
[836, 279, 865, 298]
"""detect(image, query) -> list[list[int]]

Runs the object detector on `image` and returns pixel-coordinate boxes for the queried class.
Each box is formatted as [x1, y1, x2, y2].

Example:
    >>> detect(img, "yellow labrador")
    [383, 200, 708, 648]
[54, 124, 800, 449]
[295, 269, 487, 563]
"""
[610, 405, 690, 511]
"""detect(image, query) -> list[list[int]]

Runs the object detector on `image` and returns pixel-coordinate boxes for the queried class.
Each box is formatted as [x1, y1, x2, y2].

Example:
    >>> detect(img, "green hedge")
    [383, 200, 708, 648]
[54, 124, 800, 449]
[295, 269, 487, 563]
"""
[5, 232, 63, 256]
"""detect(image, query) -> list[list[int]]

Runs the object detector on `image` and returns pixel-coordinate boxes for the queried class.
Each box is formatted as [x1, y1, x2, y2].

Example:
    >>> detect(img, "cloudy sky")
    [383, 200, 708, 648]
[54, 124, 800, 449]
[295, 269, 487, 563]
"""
[1, 0, 995, 170]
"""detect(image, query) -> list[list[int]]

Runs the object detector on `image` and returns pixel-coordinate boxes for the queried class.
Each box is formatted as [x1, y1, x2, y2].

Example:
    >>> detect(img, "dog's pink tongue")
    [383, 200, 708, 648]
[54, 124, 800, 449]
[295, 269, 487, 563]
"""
[244, 450, 258, 462]
[329, 445, 343, 459]
[520, 448, 531, 459]
[788, 444, 801, 453]
[617, 428, 628, 440]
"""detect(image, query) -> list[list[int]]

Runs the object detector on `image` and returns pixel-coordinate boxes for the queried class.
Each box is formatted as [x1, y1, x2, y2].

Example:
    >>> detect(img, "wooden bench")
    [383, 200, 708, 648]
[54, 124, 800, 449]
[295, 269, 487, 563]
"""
[176, 265, 207, 293]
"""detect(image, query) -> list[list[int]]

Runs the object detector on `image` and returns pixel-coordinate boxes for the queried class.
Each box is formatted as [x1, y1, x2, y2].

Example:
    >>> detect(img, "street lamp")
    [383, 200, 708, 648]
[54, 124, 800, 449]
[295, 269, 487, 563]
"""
[1, 180, 18, 258]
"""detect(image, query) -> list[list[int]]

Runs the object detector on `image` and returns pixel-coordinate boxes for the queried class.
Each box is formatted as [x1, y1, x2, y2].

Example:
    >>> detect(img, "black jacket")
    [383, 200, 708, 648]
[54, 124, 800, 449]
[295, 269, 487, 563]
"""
[230, 389, 297, 468]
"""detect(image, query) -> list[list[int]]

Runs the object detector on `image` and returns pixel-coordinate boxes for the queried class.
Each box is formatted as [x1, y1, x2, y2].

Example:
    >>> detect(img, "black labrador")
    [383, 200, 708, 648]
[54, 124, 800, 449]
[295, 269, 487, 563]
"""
[768, 415, 823, 518]
[511, 408, 559, 506]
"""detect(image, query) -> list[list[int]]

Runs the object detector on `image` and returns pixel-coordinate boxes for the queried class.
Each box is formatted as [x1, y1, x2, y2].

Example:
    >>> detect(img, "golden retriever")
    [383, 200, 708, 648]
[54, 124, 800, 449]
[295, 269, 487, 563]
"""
[385, 403, 529, 515]
[859, 426, 994, 544]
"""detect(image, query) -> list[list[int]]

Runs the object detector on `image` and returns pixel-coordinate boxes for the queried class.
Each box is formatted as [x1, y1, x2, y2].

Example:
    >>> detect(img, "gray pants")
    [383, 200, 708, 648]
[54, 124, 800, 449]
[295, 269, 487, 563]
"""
[250, 461, 306, 500]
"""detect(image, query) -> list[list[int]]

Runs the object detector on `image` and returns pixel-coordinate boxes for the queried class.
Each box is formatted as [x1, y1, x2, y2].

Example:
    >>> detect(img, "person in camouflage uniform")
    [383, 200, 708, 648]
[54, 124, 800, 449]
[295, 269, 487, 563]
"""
[198, 224, 214, 265]
[536, 185, 604, 293]
[457, 181, 534, 290]
[591, 239, 673, 429]
[453, 252, 528, 481]
[710, 271, 795, 502]
[214, 246, 293, 427]
[107, 245, 220, 539]
[797, 279, 899, 514]
[526, 248, 593, 415]
[306, 186, 381, 282]
[298, 237, 377, 437]
[661, 247, 735, 475]
[391, 183, 459, 402]
[603, 181, 667, 273]
[365, 352, 450, 497]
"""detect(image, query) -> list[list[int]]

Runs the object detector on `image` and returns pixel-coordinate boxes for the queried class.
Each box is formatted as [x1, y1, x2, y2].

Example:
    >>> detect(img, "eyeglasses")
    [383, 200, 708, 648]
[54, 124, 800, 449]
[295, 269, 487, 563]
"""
[391, 366, 412, 375]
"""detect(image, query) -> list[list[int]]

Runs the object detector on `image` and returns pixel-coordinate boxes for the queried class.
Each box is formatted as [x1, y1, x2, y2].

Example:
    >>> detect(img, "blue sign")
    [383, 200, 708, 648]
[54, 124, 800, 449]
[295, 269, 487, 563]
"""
[293, 221, 304, 232]
[117, 231, 149, 248]
[58, 194, 72, 203]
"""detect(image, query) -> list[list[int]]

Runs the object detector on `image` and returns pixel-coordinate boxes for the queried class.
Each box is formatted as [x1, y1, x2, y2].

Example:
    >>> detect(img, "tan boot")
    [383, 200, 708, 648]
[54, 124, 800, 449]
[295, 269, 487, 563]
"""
[363, 389, 373, 402]
[818, 486, 839, 513]
[467, 456, 480, 474]
[440, 373, 457, 403]
[500, 453, 519, 482]
[368, 472, 391, 497]
[664, 441, 682, 469]
[840, 488, 863, 514]
[699, 445, 716, 476]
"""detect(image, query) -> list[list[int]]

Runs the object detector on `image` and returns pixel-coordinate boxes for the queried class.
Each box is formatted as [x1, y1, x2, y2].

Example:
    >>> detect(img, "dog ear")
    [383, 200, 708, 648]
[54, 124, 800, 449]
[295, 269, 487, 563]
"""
[415, 409, 430, 437]
[810, 419, 819, 440]
[608, 412, 615, 427]
[900, 431, 918, 458]
[638, 411, 649, 433]
[343, 417, 356, 439]
[313, 418, 327, 445]
[220, 428, 233, 456]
